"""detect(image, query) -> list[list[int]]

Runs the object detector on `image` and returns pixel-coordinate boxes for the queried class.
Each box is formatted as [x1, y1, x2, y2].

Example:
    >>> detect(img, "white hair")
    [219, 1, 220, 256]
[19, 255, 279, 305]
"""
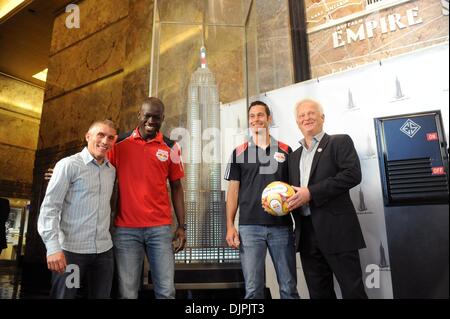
[294, 99, 324, 117]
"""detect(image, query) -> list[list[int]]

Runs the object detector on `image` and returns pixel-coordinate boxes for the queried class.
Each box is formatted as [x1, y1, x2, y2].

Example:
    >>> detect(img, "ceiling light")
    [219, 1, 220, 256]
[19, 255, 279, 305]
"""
[32, 68, 48, 82]
[0, 0, 27, 20]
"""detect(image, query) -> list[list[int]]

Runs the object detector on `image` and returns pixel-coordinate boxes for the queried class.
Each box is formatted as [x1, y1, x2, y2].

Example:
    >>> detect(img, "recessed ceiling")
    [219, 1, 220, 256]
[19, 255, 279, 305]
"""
[0, 0, 73, 87]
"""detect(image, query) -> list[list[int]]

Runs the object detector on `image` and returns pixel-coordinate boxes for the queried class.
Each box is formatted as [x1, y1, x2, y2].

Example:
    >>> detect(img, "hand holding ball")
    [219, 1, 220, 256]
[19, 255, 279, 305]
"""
[261, 181, 295, 216]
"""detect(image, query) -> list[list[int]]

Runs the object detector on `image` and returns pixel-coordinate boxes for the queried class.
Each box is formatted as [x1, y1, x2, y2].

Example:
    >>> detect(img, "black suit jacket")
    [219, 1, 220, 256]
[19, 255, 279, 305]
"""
[289, 133, 366, 254]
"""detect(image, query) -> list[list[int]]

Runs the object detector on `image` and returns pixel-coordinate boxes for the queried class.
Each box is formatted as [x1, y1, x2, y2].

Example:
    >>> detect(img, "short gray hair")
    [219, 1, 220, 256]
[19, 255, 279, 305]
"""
[87, 119, 117, 133]
[294, 99, 324, 117]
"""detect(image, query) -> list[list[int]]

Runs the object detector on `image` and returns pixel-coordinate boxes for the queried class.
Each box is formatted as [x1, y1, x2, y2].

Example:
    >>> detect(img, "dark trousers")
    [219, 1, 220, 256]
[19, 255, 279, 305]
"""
[299, 216, 367, 299]
[50, 249, 114, 299]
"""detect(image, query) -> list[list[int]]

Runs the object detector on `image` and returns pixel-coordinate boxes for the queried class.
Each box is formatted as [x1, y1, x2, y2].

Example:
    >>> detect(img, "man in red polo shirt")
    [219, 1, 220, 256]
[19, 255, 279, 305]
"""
[108, 97, 186, 299]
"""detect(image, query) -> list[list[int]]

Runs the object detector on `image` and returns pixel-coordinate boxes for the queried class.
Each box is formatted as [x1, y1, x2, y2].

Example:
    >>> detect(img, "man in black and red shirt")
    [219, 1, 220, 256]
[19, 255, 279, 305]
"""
[225, 101, 299, 299]
[109, 97, 186, 299]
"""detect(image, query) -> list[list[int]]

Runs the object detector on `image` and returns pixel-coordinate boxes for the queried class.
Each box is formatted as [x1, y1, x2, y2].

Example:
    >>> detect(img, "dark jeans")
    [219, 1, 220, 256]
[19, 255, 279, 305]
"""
[300, 216, 368, 299]
[50, 249, 114, 299]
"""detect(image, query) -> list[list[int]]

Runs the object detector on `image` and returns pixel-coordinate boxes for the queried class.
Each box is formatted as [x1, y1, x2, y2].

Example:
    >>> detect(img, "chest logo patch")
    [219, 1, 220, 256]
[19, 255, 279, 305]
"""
[156, 149, 169, 162]
[274, 152, 286, 163]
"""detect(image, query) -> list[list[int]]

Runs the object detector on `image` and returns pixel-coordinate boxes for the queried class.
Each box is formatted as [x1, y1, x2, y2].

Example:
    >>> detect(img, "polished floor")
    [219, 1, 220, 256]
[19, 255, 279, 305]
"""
[0, 262, 50, 299]
[0, 262, 247, 299]
[0, 264, 21, 299]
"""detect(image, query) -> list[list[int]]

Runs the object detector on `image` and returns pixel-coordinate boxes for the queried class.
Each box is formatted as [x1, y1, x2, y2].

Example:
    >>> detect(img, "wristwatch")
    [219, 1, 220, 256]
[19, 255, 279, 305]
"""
[178, 223, 187, 230]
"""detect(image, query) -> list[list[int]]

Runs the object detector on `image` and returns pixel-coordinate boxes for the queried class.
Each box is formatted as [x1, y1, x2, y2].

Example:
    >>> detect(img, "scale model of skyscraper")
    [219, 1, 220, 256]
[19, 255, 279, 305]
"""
[182, 46, 239, 263]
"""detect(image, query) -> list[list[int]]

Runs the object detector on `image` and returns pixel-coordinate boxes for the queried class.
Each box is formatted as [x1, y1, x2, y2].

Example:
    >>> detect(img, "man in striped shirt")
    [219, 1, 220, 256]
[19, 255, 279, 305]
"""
[38, 120, 117, 299]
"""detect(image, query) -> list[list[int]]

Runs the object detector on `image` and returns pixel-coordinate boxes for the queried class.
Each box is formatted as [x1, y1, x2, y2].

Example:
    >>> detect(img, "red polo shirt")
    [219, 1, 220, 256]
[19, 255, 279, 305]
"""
[108, 128, 184, 227]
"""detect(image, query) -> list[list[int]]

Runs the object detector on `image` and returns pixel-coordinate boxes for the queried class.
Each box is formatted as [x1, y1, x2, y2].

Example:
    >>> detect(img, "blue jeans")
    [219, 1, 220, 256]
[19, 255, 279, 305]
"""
[113, 226, 175, 299]
[239, 225, 299, 299]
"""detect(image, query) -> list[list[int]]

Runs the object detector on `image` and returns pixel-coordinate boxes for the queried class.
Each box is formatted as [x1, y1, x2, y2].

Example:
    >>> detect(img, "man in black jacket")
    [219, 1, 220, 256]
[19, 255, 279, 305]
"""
[287, 99, 367, 299]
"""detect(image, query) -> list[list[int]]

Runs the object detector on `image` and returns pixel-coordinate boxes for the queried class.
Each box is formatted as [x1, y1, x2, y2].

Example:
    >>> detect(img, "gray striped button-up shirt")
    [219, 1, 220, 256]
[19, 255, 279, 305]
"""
[299, 131, 325, 216]
[38, 147, 115, 256]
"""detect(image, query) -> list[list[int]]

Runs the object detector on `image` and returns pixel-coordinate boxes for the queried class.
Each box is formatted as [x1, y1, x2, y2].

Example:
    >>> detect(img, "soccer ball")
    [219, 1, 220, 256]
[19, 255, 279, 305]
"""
[261, 181, 295, 216]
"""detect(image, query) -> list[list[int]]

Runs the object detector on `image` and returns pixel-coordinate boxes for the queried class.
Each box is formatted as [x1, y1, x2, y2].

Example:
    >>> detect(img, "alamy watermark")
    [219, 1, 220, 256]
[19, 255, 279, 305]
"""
[365, 264, 382, 289]
[170, 126, 283, 175]
[65, 264, 80, 289]
[65, 4, 80, 29]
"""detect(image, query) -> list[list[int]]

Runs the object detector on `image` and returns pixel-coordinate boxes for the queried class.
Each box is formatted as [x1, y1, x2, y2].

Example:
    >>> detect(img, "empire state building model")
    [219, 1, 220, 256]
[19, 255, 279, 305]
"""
[182, 47, 236, 262]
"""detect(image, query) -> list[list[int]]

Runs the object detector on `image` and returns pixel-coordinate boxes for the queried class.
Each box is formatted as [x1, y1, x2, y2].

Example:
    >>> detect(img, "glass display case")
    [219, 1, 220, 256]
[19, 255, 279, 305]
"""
[149, 0, 259, 264]
[150, 0, 255, 128]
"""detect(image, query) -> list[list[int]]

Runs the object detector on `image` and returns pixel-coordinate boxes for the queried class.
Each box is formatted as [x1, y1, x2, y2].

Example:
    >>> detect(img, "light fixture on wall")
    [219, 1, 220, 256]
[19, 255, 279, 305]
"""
[0, 0, 30, 21]
[32, 68, 48, 82]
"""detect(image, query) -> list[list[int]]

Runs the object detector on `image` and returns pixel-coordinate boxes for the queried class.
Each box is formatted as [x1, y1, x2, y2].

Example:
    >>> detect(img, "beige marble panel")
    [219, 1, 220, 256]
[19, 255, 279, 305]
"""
[157, 23, 203, 124]
[256, 0, 291, 38]
[255, 0, 294, 93]
[119, 0, 153, 130]
[121, 64, 151, 109]
[257, 36, 294, 94]
[0, 74, 44, 118]
[0, 111, 39, 150]
[0, 144, 34, 183]
[309, 0, 449, 78]
[39, 73, 123, 149]
[206, 26, 245, 103]
[118, 109, 139, 134]
[45, 19, 128, 100]
[124, 0, 153, 70]
[246, 4, 259, 97]
[158, 0, 247, 25]
[50, 0, 129, 54]
[207, 0, 246, 25]
[158, 0, 203, 24]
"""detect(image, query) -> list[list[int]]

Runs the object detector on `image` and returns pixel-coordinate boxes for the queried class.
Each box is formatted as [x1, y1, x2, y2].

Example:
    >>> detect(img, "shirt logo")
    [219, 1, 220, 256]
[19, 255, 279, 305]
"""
[274, 152, 286, 163]
[156, 149, 169, 162]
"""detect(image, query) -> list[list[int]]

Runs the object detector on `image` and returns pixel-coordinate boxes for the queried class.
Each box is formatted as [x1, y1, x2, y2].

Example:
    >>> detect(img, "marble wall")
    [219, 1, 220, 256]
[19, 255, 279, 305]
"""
[254, 0, 294, 94]
[0, 74, 43, 198]
[39, 73, 123, 149]
[0, 75, 43, 117]
[119, 0, 153, 131]
[50, 0, 129, 55]
[44, 18, 127, 101]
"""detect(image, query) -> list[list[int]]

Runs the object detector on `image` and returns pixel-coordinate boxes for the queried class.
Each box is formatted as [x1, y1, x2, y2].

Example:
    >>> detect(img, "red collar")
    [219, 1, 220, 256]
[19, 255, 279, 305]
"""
[132, 128, 163, 143]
